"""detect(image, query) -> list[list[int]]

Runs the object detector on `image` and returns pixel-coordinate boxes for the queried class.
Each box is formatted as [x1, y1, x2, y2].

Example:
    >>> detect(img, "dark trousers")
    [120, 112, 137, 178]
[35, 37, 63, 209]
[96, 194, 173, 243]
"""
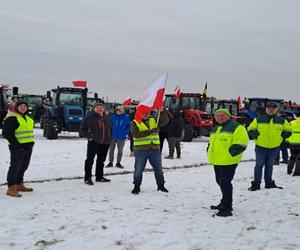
[159, 131, 169, 152]
[129, 132, 134, 153]
[168, 137, 181, 157]
[84, 141, 110, 180]
[7, 146, 33, 187]
[275, 141, 289, 163]
[288, 149, 300, 175]
[214, 164, 237, 208]
[254, 145, 278, 183]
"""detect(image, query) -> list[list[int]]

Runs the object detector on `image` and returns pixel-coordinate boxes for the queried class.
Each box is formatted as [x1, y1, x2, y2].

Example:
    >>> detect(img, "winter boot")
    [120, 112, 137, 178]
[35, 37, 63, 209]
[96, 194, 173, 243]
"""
[84, 179, 94, 185]
[248, 181, 260, 191]
[265, 180, 283, 189]
[115, 163, 124, 169]
[164, 155, 174, 159]
[176, 155, 181, 159]
[131, 185, 141, 194]
[17, 183, 33, 192]
[6, 185, 22, 197]
[105, 162, 113, 168]
[216, 208, 233, 217]
[96, 177, 111, 182]
[287, 165, 293, 175]
[210, 202, 233, 211]
[157, 185, 169, 192]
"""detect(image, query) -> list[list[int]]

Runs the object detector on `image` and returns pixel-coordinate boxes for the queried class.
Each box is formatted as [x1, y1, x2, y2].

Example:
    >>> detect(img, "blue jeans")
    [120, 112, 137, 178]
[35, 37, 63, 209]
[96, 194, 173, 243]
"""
[275, 141, 288, 162]
[133, 149, 165, 186]
[254, 145, 279, 183]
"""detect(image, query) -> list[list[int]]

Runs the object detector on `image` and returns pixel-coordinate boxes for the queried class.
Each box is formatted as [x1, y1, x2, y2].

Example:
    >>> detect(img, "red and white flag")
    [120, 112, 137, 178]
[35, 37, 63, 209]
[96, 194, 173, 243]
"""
[123, 96, 132, 105]
[72, 80, 87, 87]
[134, 73, 168, 123]
[174, 84, 181, 99]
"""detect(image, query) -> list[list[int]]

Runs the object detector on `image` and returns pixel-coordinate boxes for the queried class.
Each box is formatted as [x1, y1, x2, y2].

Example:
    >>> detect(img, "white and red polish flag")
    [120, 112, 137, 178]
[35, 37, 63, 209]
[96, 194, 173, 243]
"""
[174, 84, 181, 99]
[134, 73, 168, 123]
[123, 96, 132, 105]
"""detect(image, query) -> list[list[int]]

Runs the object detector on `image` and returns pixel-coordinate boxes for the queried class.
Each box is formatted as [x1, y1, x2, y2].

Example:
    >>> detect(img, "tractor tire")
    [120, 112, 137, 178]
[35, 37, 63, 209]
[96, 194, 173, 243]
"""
[45, 119, 58, 140]
[181, 123, 193, 142]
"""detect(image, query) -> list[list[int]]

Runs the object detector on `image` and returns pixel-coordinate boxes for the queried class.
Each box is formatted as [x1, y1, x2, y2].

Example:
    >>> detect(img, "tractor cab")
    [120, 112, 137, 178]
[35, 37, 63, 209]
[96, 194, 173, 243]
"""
[164, 93, 213, 141]
[43, 86, 88, 139]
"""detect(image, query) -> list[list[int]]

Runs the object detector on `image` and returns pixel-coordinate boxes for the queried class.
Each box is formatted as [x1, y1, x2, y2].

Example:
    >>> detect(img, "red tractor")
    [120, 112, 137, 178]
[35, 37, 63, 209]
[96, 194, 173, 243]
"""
[164, 93, 213, 142]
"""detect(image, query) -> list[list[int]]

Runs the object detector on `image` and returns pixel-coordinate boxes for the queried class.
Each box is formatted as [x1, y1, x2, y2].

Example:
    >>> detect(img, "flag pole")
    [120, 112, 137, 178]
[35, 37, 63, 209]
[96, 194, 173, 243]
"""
[156, 109, 161, 125]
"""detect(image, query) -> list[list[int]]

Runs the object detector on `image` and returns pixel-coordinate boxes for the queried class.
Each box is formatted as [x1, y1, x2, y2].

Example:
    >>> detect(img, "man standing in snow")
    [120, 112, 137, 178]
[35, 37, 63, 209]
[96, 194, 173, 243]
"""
[80, 102, 112, 185]
[105, 105, 131, 169]
[131, 109, 170, 194]
[207, 109, 249, 217]
[248, 102, 291, 191]
[3, 100, 35, 197]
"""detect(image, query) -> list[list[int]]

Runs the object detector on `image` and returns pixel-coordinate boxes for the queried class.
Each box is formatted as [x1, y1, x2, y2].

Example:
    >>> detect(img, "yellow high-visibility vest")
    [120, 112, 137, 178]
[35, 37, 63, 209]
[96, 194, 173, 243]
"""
[133, 118, 160, 146]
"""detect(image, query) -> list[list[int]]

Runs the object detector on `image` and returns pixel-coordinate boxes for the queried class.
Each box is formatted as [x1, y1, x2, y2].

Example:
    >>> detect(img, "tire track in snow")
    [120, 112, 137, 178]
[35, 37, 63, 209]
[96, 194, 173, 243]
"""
[0, 159, 255, 186]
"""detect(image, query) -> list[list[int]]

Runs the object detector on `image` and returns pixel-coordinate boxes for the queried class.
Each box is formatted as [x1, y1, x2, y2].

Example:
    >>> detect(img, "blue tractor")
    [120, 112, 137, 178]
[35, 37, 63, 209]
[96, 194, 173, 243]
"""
[43, 86, 88, 139]
[238, 97, 290, 126]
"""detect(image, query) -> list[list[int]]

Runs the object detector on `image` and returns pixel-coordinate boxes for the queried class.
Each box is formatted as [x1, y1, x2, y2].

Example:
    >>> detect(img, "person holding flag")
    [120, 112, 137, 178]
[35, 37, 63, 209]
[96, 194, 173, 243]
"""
[131, 73, 170, 194]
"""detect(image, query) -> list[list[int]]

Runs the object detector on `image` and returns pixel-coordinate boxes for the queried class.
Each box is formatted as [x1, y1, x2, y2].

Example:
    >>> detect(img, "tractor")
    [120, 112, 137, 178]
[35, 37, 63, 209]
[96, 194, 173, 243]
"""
[164, 93, 213, 142]
[0, 84, 18, 128]
[42, 86, 88, 139]
[216, 99, 245, 124]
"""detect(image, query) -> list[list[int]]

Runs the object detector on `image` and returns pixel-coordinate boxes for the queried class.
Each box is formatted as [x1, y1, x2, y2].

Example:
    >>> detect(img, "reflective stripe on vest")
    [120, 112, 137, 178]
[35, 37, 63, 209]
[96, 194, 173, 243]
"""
[5, 114, 34, 144]
[133, 118, 160, 146]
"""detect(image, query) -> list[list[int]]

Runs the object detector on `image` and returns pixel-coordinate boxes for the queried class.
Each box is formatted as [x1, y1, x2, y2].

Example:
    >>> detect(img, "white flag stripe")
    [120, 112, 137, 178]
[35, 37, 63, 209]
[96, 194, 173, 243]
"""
[138, 73, 168, 107]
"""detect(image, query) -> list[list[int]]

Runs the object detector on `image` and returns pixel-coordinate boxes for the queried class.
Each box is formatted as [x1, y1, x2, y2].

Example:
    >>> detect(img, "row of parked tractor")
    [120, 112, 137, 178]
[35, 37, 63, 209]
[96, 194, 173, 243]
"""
[1, 84, 300, 142]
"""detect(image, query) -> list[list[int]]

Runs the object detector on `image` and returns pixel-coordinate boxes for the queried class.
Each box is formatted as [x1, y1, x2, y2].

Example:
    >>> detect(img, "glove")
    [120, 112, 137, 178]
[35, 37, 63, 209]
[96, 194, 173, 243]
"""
[151, 127, 159, 133]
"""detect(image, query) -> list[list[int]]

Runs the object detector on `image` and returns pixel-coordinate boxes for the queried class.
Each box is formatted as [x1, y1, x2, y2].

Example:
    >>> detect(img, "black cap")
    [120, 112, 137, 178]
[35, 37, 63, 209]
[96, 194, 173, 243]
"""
[266, 102, 278, 108]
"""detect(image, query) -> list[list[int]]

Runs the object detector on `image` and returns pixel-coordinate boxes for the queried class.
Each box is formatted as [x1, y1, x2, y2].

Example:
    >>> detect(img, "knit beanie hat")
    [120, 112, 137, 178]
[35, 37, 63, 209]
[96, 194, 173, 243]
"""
[93, 102, 105, 109]
[214, 108, 231, 117]
[15, 100, 28, 109]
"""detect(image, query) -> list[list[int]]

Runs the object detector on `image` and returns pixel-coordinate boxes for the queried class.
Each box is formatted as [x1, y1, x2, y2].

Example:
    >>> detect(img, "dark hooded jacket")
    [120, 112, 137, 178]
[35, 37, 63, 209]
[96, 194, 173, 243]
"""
[80, 111, 112, 145]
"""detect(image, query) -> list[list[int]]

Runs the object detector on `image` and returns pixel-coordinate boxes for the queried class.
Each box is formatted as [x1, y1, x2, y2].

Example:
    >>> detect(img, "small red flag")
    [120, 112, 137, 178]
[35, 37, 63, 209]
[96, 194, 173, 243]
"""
[72, 80, 87, 87]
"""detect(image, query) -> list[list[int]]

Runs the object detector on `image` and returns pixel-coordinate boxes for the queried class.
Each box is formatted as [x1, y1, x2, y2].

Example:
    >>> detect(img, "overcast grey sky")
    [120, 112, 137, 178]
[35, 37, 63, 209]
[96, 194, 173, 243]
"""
[0, 0, 299, 102]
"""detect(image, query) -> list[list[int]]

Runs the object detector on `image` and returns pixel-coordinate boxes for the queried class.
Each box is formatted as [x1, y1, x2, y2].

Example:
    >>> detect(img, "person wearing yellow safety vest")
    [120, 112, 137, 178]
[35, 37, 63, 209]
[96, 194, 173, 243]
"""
[207, 108, 249, 217]
[2, 100, 35, 197]
[248, 102, 292, 191]
[286, 116, 300, 176]
[130, 109, 170, 194]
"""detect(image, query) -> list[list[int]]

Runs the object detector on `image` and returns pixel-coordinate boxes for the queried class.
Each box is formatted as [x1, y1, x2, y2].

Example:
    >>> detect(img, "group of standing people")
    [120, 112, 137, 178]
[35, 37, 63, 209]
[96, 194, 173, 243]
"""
[2, 99, 300, 219]
[208, 102, 298, 217]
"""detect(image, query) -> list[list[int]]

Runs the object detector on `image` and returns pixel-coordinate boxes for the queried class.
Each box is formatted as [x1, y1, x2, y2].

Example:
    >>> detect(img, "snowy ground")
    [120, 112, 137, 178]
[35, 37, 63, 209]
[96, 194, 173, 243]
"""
[0, 129, 299, 250]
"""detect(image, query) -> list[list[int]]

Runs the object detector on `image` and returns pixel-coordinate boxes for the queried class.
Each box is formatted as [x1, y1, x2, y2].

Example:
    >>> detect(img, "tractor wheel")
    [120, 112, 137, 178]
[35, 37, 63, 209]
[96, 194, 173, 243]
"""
[45, 119, 58, 140]
[181, 123, 193, 142]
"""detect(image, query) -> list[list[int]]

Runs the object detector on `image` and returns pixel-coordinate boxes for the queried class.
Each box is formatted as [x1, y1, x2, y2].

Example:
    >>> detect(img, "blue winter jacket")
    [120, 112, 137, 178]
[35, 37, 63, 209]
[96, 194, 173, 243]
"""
[111, 113, 131, 140]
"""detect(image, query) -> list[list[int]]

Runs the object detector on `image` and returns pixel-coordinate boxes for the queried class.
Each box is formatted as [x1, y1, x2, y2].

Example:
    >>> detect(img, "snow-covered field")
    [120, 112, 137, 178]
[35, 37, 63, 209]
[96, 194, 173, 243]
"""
[0, 129, 299, 250]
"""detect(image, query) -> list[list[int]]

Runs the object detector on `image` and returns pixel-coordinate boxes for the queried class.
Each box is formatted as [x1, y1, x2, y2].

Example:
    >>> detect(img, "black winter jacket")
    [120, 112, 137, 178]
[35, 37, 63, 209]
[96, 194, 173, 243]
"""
[80, 111, 112, 145]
